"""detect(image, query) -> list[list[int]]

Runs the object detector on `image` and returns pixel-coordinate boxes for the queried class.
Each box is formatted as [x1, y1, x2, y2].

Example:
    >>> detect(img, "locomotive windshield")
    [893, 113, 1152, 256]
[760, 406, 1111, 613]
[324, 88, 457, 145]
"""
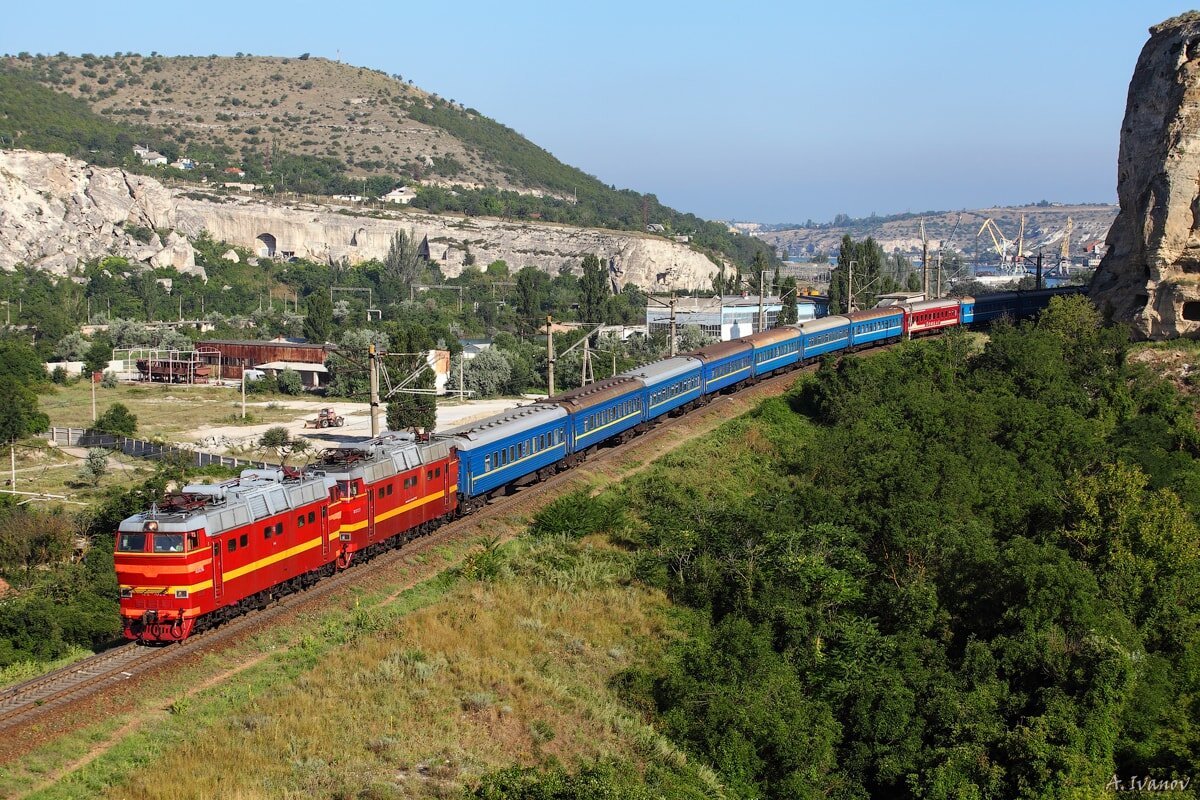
[152, 534, 185, 553]
[117, 532, 147, 552]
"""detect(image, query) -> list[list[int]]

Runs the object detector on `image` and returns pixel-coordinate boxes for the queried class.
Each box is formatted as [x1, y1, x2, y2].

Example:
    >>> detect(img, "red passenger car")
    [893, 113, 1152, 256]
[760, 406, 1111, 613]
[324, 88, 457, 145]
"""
[315, 433, 458, 568]
[904, 298, 961, 337]
[116, 468, 338, 642]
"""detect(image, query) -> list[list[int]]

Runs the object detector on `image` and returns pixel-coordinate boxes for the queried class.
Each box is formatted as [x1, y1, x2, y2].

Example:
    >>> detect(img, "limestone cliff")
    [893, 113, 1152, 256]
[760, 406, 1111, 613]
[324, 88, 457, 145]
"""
[1092, 12, 1200, 339]
[175, 197, 720, 291]
[0, 149, 720, 291]
[0, 149, 200, 275]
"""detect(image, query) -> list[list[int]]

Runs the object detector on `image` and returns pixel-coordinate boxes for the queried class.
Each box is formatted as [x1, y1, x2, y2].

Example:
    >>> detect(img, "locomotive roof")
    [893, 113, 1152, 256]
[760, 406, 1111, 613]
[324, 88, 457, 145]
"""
[620, 356, 701, 386]
[314, 433, 453, 484]
[441, 403, 566, 448]
[118, 469, 335, 535]
[549, 376, 645, 412]
[685, 339, 753, 362]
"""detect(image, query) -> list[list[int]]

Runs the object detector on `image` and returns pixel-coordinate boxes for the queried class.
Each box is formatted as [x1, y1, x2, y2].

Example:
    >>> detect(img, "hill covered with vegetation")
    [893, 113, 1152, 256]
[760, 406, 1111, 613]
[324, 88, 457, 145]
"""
[1, 52, 769, 268]
[8, 298, 1197, 798]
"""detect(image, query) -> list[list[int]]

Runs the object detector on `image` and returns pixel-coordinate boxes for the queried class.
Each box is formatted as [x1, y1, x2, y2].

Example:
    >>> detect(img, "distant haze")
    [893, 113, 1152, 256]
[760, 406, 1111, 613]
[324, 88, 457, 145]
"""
[0, 0, 1182, 223]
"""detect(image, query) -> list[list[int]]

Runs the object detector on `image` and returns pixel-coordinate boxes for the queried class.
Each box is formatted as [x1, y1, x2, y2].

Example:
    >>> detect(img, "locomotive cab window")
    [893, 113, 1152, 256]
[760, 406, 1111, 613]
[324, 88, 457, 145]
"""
[153, 534, 184, 553]
[307, 511, 315, 524]
[187, 532, 199, 550]
[118, 532, 148, 552]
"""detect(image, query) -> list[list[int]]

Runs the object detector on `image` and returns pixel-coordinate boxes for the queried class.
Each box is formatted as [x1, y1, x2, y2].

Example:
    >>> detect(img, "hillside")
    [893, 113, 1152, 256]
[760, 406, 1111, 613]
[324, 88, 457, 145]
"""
[1, 52, 770, 269]
[750, 204, 1117, 261]
[4, 52, 513, 190]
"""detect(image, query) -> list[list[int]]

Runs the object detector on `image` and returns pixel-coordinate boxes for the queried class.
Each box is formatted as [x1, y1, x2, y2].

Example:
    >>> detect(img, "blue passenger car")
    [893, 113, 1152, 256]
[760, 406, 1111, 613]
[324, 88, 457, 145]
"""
[552, 376, 646, 453]
[969, 291, 1020, 324]
[846, 308, 904, 349]
[443, 404, 568, 497]
[621, 357, 703, 421]
[689, 340, 755, 395]
[798, 315, 851, 359]
[958, 296, 975, 325]
[743, 327, 802, 377]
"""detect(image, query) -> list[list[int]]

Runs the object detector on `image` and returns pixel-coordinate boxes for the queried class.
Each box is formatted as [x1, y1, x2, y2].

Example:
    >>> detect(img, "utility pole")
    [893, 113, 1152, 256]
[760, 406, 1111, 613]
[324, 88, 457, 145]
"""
[241, 368, 247, 419]
[369, 343, 381, 436]
[847, 260, 857, 313]
[581, 334, 594, 386]
[546, 315, 556, 397]
[91, 371, 97, 423]
[758, 270, 767, 332]
[458, 356, 464, 403]
[669, 295, 677, 357]
[11, 442, 16, 493]
[935, 252, 943, 299]
[1036, 251, 1044, 290]
[920, 220, 929, 299]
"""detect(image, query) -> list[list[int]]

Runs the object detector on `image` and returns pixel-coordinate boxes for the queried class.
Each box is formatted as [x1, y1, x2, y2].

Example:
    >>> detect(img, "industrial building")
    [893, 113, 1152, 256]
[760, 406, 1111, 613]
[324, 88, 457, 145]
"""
[195, 340, 334, 388]
[645, 294, 828, 341]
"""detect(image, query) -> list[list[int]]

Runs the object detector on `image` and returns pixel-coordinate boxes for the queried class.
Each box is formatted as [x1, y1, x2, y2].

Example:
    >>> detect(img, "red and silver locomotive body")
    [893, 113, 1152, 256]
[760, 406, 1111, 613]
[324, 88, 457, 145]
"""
[315, 432, 458, 569]
[115, 467, 338, 642]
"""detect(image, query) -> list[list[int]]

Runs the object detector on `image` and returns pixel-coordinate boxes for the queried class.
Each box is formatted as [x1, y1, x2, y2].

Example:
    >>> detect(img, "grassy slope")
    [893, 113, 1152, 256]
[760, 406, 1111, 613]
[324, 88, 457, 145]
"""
[2, 536, 714, 799]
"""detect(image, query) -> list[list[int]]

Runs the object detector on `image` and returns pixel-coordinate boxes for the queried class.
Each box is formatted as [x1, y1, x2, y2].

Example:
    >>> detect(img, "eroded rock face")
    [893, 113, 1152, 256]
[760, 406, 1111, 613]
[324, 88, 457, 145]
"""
[0, 150, 202, 277]
[174, 198, 720, 292]
[1092, 12, 1200, 339]
[0, 149, 721, 292]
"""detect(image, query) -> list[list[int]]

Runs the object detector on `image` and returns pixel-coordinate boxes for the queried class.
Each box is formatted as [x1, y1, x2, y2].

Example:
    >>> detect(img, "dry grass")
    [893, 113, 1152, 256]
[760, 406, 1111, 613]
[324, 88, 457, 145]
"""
[38, 382, 302, 439]
[12, 53, 511, 190]
[102, 539, 680, 799]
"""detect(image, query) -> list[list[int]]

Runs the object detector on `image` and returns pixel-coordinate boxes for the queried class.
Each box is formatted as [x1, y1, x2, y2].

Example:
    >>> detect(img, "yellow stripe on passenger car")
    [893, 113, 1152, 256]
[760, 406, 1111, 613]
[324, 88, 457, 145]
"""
[649, 388, 700, 410]
[578, 410, 641, 442]
[481, 443, 566, 476]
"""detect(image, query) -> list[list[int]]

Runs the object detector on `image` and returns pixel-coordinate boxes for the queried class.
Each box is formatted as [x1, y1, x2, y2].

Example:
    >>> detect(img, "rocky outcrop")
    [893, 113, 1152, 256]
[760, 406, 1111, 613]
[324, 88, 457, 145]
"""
[175, 198, 720, 291]
[0, 149, 721, 291]
[0, 149, 202, 277]
[1092, 13, 1200, 339]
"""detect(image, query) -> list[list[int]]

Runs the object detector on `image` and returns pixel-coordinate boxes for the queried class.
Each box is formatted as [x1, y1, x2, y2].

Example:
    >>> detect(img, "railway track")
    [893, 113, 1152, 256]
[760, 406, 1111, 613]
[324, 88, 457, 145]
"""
[0, 358, 827, 735]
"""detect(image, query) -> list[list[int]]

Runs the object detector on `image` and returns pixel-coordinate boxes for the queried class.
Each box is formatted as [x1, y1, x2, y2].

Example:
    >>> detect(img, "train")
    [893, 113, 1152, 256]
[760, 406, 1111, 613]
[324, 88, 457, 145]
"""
[115, 285, 1085, 642]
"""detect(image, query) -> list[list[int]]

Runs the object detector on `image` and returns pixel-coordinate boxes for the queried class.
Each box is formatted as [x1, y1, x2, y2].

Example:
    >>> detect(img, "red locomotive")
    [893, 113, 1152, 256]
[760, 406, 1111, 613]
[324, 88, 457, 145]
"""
[115, 433, 458, 642]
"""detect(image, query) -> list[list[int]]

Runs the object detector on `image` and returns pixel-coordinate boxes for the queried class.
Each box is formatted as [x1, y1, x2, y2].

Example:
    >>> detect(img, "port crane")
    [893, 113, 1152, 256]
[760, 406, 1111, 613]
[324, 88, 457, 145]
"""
[975, 216, 1027, 275]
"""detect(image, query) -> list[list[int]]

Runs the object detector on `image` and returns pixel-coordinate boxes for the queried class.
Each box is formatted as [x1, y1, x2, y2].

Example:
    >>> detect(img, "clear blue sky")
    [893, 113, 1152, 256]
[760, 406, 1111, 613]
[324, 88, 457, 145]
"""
[1, 1, 1189, 223]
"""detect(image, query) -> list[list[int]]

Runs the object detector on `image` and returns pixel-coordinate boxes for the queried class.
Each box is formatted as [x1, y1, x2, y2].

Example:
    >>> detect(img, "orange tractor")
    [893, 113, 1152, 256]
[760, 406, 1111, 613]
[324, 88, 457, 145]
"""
[304, 408, 346, 428]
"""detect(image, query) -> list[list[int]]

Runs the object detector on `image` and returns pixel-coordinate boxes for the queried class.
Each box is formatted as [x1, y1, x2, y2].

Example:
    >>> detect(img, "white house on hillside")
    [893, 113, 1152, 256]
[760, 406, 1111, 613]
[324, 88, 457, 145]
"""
[382, 187, 417, 204]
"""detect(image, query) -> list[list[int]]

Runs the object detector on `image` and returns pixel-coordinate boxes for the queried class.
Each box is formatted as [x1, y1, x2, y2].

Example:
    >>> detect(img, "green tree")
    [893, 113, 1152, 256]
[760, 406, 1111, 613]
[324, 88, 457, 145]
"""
[303, 291, 333, 343]
[83, 333, 112, 375]
[451, 348, 512, 398]
[383, 230, 422, 297]
[0, 377, 49, 442]
[275, 368, 304, 395]
[94, 402, 137, 436]
[780, 277, 798, 325]
[384, 322, 436, 432]
[579, 254, 609, 323]
[515, 266, 550, 324]
[77, 447, 109, 486]
[258, 429, 292, 460]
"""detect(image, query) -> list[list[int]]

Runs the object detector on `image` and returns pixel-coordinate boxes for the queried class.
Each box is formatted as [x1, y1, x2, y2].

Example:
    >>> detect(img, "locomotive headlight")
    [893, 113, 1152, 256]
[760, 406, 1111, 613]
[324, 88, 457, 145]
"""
[144, 520, 159, 532]
[120, 588, 133, 598]
[174, 589, 189, 599]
